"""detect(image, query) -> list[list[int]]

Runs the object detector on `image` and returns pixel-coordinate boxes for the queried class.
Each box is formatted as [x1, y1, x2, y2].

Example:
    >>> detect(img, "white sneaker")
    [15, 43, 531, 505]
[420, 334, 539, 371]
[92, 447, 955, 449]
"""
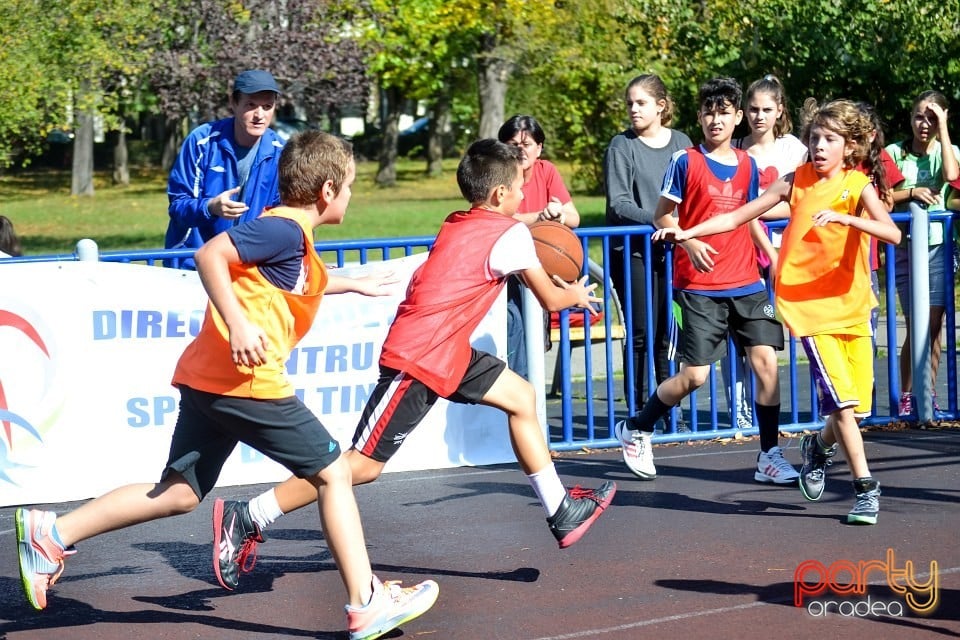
[736, 404, 753, 430]
[754, 446, 800, 484]
[616, 420, 656, 480]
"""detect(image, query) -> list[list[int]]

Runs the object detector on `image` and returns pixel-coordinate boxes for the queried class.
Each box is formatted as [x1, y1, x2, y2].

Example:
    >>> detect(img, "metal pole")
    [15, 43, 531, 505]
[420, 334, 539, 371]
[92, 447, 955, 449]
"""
[523, 285, 548, 437]
[908, 202, 932, 422]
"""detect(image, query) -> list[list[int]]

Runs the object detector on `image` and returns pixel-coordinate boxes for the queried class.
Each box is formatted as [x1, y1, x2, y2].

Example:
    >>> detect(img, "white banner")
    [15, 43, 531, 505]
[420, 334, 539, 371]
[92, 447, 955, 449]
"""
[0, 257, 512, 507]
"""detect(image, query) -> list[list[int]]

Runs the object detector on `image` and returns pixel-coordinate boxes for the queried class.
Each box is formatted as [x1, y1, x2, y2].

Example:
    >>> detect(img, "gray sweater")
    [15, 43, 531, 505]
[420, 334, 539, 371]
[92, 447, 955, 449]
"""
[603, 128, 692, 227]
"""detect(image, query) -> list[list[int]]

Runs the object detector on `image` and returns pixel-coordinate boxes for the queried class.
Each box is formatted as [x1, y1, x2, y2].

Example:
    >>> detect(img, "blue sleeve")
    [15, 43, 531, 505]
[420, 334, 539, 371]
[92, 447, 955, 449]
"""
[660, 150, 688, 203]
[167, 129, 214, 229]
[227, 217, 305, 290]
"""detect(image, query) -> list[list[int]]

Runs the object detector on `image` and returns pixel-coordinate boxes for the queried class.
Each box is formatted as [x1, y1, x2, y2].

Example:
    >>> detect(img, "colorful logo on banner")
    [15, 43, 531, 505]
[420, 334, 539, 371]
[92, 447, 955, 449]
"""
[0, 307, 62, 485]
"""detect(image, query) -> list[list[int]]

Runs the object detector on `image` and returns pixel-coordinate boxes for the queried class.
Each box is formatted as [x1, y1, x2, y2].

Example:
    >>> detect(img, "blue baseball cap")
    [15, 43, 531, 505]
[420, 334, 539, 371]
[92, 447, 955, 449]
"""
[233, 70, 281, 95]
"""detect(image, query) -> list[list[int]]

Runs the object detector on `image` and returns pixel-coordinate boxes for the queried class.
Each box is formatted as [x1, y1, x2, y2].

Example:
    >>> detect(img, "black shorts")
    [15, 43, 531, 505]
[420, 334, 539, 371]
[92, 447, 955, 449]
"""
[164, 385, 342, 500]
[675, 289, 784, 366]
[352, 349, 506, 463]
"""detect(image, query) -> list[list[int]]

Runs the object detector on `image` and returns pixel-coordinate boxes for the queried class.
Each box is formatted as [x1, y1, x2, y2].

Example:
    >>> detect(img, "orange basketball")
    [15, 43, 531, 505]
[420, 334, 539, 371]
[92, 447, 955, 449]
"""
[529, 221, 583, 284]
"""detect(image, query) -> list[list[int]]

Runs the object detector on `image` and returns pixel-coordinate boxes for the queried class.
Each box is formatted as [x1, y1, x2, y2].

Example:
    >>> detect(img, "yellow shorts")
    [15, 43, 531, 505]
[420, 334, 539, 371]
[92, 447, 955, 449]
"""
[800, 330, 874, 418]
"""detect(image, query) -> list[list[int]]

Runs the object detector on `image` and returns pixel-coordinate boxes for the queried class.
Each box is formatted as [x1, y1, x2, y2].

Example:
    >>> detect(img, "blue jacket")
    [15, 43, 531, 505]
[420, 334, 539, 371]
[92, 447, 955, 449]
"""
[165, 117, 284, 262]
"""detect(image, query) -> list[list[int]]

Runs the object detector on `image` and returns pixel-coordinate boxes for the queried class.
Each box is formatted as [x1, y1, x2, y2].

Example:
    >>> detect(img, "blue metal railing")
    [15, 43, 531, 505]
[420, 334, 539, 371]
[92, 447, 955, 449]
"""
[546, 212, 956, 451]
[4, 213, 955, 452]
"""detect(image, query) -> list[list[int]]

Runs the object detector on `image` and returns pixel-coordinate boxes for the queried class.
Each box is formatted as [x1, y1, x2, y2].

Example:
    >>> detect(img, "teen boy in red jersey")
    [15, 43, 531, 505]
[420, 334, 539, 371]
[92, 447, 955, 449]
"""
[616, 77, 795, 485]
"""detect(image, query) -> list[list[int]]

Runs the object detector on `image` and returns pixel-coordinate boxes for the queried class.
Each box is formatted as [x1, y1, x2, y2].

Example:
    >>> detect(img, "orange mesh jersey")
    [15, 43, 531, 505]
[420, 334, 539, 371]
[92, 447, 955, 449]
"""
[775, 165, 874, 337]
[173, 207, 327, 398]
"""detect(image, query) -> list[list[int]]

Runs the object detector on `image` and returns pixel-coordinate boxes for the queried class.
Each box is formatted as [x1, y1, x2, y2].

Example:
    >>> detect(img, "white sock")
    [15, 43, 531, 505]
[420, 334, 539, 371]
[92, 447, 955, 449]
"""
[248, 489, 284, 530]
[527, 464, 567, 517]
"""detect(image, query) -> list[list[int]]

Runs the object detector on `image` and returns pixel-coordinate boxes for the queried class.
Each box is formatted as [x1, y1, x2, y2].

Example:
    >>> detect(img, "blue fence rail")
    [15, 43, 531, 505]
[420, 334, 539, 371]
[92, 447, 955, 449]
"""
[548, 211, 957, 451]
[5, 212, 956, 454]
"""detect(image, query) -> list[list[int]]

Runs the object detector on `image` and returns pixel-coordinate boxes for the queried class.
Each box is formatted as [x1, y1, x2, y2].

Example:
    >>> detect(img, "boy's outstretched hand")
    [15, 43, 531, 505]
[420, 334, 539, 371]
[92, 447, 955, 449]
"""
[326, 270, 403, 297]
[651, 227, 689, 244]
[552, 274, 602, 315]
[349, 270, 402, 296]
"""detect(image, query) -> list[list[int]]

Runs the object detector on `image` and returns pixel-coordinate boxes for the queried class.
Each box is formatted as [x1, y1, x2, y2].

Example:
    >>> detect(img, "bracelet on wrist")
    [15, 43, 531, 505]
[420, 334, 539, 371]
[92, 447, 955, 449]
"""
[910, 188, 914, 200]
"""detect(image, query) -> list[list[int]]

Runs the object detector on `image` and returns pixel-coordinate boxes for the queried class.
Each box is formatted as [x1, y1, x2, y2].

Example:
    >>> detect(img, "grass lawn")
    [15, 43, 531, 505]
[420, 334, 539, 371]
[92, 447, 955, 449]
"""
[1, 159, 606, 255]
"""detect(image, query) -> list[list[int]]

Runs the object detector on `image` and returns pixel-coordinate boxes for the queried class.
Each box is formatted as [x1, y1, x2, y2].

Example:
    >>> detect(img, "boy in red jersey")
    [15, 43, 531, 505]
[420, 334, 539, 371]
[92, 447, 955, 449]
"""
[16, 131, 439, 640]
[616, 78, 793, 485]
[212, 139, 616, 592]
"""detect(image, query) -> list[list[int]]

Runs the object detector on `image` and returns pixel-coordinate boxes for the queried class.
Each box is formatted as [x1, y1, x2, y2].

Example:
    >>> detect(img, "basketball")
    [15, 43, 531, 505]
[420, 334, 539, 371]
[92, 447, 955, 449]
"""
[529, 221, 583, 284]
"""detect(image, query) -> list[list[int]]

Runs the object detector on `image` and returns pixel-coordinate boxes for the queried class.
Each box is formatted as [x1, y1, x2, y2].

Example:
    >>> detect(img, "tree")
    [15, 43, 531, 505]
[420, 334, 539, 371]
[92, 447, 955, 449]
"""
[345, 0, 563, 184]
[0, 3, 87, 170]
[148, 0, 369, 171]
[49, 1, 157, 194]
[506, 0, 960, 194]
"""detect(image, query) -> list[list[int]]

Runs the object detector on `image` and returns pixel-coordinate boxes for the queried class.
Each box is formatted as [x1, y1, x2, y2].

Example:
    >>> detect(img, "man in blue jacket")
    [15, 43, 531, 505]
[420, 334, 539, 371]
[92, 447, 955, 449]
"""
[165, 70, 285, 267]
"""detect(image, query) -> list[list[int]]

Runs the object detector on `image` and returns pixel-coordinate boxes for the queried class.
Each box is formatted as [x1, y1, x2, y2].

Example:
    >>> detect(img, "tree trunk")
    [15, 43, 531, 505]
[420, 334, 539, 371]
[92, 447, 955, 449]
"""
[112, 128, 129, 186]
[375, 87, 403, 187]
[477, 33, 512, 140]
[425, 97, 450, 177]
[71, 110, 95, 196]
[161, 116, 183, 173]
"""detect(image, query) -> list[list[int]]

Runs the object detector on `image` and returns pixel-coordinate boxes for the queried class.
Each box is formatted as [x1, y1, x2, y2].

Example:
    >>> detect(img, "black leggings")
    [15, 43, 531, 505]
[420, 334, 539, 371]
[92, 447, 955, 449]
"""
[610, 244, 672, 410]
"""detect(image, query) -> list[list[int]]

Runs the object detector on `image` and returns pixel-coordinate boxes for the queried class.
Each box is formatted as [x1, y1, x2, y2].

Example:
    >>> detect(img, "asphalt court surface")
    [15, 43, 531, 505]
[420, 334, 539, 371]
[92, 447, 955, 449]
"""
[1, 427, 959, 639]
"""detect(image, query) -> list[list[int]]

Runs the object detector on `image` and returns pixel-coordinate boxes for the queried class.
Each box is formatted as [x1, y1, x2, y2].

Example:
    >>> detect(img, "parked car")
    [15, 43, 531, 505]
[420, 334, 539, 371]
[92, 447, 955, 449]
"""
[272, 118, 314, 142]
[353, 116, 457, 160]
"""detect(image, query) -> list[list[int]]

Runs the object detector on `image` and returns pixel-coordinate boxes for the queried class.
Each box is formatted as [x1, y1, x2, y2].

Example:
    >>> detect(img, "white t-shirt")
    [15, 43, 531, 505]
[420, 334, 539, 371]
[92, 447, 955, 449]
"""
[734, 134, 808, 246]
[734, 134, 808, 193]
[489, 221, 541, 278]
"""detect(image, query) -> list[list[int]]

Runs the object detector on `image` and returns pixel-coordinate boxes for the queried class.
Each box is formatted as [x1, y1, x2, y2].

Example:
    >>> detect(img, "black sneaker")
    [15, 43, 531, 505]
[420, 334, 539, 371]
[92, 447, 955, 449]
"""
[547, 481, 617, 549]
[798, 434, 837, 501]
[213, 498, 265, 590]
[846, 478, 880, 525]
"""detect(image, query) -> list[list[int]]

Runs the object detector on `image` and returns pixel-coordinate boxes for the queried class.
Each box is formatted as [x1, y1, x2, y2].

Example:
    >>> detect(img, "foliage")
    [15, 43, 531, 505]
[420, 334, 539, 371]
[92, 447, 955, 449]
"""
[510, 0, 960, 194]
[2, 0, 960, 190]
[147, 0, 369, 128]
[0, 0, 158, 167]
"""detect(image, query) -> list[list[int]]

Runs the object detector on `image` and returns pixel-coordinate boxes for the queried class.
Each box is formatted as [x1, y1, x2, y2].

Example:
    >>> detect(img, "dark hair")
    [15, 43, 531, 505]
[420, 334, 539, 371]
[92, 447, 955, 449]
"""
[856, 101, 889, 201]
[279, 130, 354, 206]
[457, 139, 523, 204]
[497, 115, 545, 145]
[698, 77, 742, 114]
[900, 90, 951, 160]
[625, 74, 676, 126]
[745, 74, 794, 137]
[0, 215, 22, 257]
[800, 98, 872, 169]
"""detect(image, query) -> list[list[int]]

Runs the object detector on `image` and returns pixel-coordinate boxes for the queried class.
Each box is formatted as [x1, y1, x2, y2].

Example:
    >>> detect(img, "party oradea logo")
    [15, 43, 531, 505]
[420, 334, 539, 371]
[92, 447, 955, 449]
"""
[794, 548, 939, 618]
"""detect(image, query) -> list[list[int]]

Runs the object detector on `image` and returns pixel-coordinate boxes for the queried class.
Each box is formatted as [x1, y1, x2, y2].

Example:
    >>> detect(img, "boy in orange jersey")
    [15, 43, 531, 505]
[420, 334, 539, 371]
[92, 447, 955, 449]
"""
[15, 130, 439, 640]
[656, 99, 901, 524]
[211, 139, 616, 592]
